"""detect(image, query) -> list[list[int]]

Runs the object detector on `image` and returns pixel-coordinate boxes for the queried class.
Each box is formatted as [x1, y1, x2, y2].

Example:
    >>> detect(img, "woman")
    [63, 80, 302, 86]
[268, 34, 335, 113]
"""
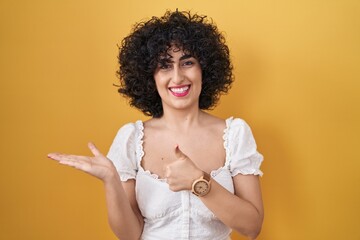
[48, 10, 264, 240]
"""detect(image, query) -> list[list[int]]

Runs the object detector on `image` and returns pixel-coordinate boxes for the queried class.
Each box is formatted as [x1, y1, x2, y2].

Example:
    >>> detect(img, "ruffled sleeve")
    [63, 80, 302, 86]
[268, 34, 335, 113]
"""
[226, 118, 264, 177]
[107, 122, 138, 181]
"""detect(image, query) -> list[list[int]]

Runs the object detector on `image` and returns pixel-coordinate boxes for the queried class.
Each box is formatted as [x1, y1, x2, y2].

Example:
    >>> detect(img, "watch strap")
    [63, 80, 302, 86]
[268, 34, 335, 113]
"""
[202, 171, 211, 182]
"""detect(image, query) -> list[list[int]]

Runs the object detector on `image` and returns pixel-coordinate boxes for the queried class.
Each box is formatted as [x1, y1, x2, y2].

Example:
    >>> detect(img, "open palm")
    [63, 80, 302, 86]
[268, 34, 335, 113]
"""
[48, 142, 117, 182]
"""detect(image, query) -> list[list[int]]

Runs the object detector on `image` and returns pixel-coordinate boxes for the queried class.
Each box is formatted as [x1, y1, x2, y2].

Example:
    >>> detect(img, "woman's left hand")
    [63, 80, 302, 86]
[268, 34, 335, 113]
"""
[164, 145, 203, 191]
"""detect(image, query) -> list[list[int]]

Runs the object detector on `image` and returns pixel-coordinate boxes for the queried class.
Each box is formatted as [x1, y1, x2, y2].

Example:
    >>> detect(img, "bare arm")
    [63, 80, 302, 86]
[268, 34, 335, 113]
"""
[48, 142, 143, 240]
[104, 176, 144, 239]
[165, 146, 263, 239]
[200, 174, 263, 239]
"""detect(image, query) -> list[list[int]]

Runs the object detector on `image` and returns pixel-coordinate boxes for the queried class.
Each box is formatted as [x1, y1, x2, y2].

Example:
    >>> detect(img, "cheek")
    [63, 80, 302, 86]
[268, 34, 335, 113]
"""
[193, 71, 202, 86]
[153, 77, 167, 94]
[194, 68, 202, 81]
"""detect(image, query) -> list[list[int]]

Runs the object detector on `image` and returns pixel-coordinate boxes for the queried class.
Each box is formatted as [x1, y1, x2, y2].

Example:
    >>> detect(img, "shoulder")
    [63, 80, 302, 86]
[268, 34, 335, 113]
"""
[225, 117, 259, 153]
[226, 117, 255, 135]
[226, 117, 247, 127]
[119, 121, 139, 132]
[108, 121, 144, 153]
[107, 121, 143, 170]
[225, 117, 264, 176]
[107, 121, 142, 181]
[114, 120, 143, 137]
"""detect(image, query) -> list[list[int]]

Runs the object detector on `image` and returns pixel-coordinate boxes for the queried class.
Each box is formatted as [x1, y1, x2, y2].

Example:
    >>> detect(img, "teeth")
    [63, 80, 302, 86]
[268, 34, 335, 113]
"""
[170, 86, 189, 93]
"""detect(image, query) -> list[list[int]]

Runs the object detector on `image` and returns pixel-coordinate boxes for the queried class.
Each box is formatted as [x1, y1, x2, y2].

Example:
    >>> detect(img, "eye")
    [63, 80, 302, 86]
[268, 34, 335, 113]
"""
[182, 60, 194, 67]
[158, 63, 172, 70]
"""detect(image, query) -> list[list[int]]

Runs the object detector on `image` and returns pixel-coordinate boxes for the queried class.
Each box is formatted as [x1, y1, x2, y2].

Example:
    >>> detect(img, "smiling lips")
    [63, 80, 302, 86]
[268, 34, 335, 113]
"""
[169, 85, 191, 97]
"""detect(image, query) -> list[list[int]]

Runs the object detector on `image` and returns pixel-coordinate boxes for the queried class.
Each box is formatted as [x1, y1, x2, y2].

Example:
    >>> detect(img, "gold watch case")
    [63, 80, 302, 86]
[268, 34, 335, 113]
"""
[191, 172, 211, 197]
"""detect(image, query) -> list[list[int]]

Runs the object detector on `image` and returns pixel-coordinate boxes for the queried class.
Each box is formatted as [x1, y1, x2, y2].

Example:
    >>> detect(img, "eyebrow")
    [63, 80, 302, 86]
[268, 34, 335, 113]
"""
[160, 54, 193, 61]
[158, 54, 193, 64]
[179, 54, 192, 61]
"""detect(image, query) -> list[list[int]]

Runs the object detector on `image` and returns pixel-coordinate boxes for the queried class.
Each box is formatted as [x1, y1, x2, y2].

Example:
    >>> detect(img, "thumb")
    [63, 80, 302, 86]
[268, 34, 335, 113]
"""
[88, 142, 102, 157]
[174, 145, 188, 160]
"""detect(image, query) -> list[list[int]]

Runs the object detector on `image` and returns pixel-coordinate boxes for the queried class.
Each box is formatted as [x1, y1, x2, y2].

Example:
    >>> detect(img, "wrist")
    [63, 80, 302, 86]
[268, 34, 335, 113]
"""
[192, 169, 204, 182]
[103, 168, 120, 187]
[191, 170, 212, 197]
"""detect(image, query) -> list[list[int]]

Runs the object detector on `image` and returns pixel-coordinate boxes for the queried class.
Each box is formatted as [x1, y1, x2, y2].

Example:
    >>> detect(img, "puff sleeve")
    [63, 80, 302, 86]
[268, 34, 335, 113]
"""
[107, 123, 138, 181]
[227, 118, 264, 176]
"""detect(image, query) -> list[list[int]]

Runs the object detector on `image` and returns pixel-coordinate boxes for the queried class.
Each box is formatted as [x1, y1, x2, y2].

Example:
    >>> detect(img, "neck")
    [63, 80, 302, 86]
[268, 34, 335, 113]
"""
[160, 106, 205, 132]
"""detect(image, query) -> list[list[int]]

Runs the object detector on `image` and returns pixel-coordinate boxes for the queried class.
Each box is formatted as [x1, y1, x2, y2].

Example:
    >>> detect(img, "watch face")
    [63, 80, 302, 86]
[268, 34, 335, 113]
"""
[194, 180, 209, 196]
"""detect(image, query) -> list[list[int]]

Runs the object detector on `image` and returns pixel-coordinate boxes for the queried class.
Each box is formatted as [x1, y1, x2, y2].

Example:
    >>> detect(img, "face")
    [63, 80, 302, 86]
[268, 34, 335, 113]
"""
[153, 48, 202, 113]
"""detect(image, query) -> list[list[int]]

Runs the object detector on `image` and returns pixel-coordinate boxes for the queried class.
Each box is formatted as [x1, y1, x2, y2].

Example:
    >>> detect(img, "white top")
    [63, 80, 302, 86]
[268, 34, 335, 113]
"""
[107, 117, 264, 240]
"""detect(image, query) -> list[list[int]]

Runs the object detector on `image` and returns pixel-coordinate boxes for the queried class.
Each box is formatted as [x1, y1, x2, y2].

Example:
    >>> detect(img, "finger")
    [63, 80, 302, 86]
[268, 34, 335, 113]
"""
[174, 145, 188, 160]
[47, 152, 71, 161]
[48, 153, 88, 162]
[47, 153, 60, 159]
[163, 165, 170, 178]
[88, 142, 102, 157]
[58, 158, 90, 171]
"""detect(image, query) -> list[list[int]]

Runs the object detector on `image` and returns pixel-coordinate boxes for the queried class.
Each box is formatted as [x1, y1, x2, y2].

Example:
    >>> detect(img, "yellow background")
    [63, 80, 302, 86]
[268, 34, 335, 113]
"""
[1, 0, 359, 239]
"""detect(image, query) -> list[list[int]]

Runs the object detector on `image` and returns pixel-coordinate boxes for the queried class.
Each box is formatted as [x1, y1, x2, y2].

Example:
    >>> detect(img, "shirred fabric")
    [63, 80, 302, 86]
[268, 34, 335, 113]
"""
[107, 117, 264, 240]
[107, 123, 138, 181]
[226, 118, 264, 176]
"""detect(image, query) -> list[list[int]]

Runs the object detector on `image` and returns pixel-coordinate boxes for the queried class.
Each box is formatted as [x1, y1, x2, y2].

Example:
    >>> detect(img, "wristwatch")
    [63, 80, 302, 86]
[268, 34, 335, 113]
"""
[191, 171, 211, 197]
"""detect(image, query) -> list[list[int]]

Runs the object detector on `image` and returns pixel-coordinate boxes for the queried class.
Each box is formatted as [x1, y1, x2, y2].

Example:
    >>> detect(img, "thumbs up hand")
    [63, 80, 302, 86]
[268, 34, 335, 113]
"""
[164, 145, 203, 192]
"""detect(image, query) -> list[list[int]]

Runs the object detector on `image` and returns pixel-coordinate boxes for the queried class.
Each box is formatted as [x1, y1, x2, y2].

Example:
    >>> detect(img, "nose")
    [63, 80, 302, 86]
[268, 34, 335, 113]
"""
[171, 66, 185, 85]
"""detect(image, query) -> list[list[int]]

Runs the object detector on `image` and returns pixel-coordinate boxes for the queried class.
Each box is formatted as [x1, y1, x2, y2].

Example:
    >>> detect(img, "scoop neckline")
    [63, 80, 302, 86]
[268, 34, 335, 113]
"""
[134, 117, 234, 180]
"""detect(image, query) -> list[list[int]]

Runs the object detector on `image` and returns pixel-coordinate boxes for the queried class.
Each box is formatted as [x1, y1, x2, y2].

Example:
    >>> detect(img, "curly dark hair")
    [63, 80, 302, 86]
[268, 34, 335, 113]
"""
[117, 10, 233, 118]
